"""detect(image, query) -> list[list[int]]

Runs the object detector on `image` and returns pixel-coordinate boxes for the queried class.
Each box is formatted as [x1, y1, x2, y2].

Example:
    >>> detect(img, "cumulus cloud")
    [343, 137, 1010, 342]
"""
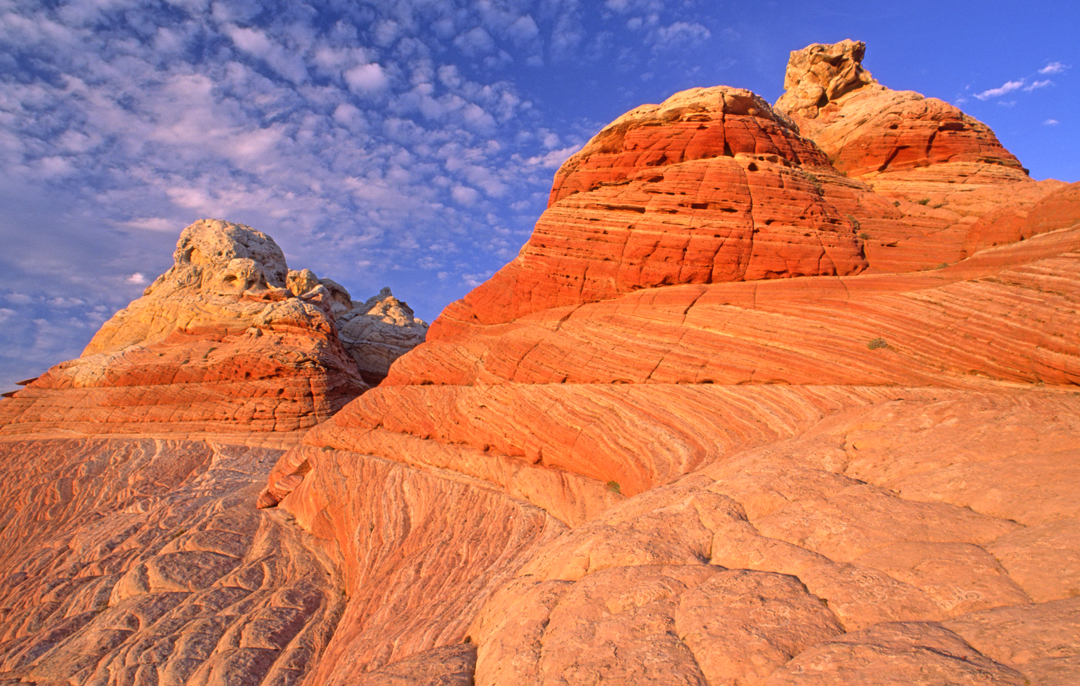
[345, 62, 390, 93]
[454, 27, 495, 55]
[126, 272, 148, 284]
[651, 21, 710, 49]
[1039, 62, 1068, 74]
[451, 185, 480, 205]
[523, 144, 582, 169]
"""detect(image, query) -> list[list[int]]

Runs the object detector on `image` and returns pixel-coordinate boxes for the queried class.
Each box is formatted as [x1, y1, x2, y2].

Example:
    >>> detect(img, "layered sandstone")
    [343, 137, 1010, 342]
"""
[3, 40, 1080, 686]
[431, 86, 871, 337]
[257, 41, 1080, 686]
[0, 220, 426, 436]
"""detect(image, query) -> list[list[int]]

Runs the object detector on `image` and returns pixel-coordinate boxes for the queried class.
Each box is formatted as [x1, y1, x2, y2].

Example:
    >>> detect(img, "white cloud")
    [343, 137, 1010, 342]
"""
[507, 15, 540, 45]
[651, 21, 711, 49]
[126, 272, 148, 284]
[1044, 119, 1060, 126]
[1039, 62, 1067, 75]
[1023, 79, 1053, 92]
[454, 27, 495, 55]
[223, 23, 309, 84]
[344, 63, 389, 93]
[974, 79, 1025, 100]
[451, 185, 480, 205]
[123, 217, 176, 232]
[523, 144, 582, 169]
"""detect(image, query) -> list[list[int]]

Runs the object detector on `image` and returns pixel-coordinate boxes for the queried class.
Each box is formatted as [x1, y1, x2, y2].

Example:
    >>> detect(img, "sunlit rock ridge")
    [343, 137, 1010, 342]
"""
[2, 41, 1079, 686]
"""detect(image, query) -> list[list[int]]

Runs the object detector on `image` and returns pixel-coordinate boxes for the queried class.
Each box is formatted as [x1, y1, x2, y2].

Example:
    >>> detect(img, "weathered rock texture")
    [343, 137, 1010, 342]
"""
[257, 40, 1080, 686]
[5, 41, 1080, 686]
[0, 436, 344, 686]
[338, 287, 429, 386]
[0, 219, 426, 436]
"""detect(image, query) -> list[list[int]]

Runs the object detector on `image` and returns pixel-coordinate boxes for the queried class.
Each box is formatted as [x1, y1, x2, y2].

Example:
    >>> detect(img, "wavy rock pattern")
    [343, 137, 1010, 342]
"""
[0, 437, 342, 686]
[3, 40, 1080, 686]
[386, 222, 1080, 389]
[258, 41, 1080, 685]
[275, 448, 564, 684]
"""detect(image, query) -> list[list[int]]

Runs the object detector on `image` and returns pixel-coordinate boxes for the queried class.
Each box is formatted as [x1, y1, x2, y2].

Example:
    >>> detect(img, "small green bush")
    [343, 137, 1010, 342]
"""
[917, 198, 931, 206]
[606, 480, 622, 495]
[867, 338, 888, 350]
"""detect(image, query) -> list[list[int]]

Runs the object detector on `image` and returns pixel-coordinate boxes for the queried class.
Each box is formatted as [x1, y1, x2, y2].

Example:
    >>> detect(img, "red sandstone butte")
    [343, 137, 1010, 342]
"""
[430, 86, 871, 337]
[4, 40, 1080, 686]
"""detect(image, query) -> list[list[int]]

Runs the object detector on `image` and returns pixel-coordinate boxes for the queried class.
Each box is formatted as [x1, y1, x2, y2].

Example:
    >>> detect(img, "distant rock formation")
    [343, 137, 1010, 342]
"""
[338, 287, 429, 386]
[0, 219, 426, 436]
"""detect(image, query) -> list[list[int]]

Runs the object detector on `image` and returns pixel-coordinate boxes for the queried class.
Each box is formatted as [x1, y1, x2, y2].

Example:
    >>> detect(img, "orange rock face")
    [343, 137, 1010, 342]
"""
[257, 41, 1079, 686]
[431, 87, 870, 336]
[5, 41, 1080, 686]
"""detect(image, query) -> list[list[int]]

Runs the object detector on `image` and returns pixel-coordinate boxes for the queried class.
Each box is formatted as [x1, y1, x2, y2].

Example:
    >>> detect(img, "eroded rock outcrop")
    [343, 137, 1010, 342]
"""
[338, 287, 429, 386]
[0, 219, 426, 436]
[431, 86, 871, 337]
[259, 41, 1080, 686]
[776, 40, 1064, 273]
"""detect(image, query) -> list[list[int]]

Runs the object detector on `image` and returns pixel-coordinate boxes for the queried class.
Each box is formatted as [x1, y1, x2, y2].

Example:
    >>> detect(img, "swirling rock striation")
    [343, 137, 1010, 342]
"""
[0, 437, 343, 686]
[2, 39, 1079, 686]
[259, 40, 1080, 686]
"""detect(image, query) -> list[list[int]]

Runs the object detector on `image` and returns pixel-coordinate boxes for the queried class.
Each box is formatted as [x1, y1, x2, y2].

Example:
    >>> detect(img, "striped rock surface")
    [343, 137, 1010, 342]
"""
[2, 40, 1079, 686]
[260, 42, 1080, 686]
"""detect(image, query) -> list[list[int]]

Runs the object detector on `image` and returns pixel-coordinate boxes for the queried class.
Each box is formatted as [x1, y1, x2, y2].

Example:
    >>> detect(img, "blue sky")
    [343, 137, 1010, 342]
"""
[1, 0, 1076, 392]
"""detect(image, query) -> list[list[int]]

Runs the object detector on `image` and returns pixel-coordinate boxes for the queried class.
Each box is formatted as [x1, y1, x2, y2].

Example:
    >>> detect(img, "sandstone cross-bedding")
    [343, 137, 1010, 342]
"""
[1, 40, 1078, 686]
